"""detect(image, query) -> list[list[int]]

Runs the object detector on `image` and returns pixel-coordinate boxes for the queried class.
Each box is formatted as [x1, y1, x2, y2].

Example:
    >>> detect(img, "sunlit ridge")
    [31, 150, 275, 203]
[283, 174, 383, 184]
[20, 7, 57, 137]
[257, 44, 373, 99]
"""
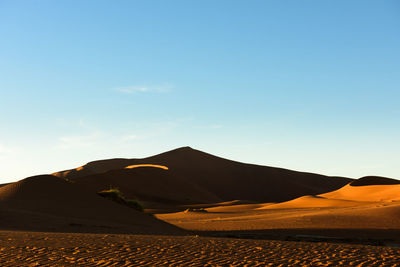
[125, 164, 169, 170]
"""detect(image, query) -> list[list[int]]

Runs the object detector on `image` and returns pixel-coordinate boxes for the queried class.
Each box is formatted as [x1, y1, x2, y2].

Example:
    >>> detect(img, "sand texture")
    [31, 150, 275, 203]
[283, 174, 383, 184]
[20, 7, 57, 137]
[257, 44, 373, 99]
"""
[1, 231, 400, 266]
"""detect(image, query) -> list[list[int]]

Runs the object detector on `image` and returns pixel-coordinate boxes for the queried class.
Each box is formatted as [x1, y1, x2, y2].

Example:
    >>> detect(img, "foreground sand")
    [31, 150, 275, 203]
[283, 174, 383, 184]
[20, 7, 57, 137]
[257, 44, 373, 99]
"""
[1, 231, 399, 266]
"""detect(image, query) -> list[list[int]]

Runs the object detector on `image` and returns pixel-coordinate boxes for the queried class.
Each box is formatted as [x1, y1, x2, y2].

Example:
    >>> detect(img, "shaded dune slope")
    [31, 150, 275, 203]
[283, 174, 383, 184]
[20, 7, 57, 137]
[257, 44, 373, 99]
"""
[0, 175, 181, 234]
[75, 168, 222, 205]
[53, 147, 352, 203]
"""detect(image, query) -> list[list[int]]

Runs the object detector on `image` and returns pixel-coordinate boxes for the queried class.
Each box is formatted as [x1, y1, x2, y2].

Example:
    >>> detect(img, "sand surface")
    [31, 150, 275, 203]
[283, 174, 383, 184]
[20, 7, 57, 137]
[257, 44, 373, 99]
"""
[1, 231, 399, 266]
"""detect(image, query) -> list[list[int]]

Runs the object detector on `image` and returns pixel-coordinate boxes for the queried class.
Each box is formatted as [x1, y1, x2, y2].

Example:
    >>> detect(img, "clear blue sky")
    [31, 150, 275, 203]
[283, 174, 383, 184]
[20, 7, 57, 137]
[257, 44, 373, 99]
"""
[1, 0, 399, 183]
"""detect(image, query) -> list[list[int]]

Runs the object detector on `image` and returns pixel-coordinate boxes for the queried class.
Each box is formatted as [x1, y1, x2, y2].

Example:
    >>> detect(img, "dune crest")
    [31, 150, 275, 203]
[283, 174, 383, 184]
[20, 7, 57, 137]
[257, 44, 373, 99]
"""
[125, 164, 169, 170]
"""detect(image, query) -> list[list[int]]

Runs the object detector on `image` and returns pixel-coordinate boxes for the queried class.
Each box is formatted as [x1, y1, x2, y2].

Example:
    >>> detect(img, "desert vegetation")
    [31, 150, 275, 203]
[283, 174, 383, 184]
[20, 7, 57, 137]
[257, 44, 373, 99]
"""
[97, 187, 144, 211]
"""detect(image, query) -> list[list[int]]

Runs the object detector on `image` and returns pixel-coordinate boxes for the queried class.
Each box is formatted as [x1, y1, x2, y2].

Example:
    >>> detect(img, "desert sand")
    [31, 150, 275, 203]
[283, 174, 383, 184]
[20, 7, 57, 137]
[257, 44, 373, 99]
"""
[1, 147, 399, 265]
[157, 177, 400, 248]
[1, 231, 400, 266]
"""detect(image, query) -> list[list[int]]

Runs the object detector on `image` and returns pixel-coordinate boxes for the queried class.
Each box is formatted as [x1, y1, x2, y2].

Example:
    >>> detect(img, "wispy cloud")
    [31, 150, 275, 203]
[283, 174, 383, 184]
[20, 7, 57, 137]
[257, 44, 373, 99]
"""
[55, 132, 104, 150]
[114, 83, 174, 94]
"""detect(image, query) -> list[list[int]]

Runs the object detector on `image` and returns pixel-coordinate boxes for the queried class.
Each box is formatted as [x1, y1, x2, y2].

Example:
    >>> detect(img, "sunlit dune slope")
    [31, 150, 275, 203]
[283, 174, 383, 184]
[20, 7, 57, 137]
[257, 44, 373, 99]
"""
[261, 176, 400, 209]
[158, 199, 400, 232]
[53, 158, 133, 179]
[257, 195, 362, 209]
[0, 175, 181, 234]
[320, 183, 400, 202]
[53, 147, 352, 203]
[125, 164, 168, 170]
[158, 176, 400, 233]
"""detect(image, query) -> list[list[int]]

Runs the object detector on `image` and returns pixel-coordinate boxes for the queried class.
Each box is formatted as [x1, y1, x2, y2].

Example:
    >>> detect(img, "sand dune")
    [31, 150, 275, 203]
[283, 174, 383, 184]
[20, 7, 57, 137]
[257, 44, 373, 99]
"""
[158, 177, 400, 241]
[53, 147, 352, 204]
[49, 147, 400, 241]
[350, 176, 400, 186]
[320, 183, 400, 202]
[258, 195, 363, 209]
[0, 175, 181, 234]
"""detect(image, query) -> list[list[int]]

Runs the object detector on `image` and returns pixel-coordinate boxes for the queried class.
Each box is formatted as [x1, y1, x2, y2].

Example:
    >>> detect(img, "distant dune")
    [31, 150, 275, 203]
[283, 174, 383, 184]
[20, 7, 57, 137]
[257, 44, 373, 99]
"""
[349, 176, 400, 186]
[53, 147, 352, 206]
[320, 180, 400, 202]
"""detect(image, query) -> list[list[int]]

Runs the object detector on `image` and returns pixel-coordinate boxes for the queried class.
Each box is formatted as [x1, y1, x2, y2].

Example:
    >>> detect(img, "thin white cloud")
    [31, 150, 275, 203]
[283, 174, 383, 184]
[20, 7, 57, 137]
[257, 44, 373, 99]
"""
[114, 83, 174, 94]
[55, 132, 104, 150]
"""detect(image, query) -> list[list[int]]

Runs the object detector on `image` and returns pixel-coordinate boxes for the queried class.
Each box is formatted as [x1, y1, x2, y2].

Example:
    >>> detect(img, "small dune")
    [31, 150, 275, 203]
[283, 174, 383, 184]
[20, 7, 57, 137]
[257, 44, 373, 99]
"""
[0, 175, 181, 234]
[258, 195, 362, 209]
[349, 176, 400, 186]
[320, 183, 400, 202]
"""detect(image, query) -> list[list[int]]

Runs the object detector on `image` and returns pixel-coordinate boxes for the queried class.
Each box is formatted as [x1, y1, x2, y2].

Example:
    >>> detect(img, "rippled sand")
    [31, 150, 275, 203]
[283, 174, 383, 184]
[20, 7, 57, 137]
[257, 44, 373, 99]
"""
[1, 231, 399, 266]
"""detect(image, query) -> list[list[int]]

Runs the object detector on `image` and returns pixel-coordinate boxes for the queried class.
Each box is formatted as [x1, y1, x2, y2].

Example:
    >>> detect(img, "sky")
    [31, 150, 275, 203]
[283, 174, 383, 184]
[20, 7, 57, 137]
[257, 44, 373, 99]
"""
[0, 0, 399, 183]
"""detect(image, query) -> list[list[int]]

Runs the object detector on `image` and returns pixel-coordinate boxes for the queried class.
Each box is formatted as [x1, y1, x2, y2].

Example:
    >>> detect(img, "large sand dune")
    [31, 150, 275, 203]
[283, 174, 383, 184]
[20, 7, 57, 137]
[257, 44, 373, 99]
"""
[53, 147, 352, 205]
